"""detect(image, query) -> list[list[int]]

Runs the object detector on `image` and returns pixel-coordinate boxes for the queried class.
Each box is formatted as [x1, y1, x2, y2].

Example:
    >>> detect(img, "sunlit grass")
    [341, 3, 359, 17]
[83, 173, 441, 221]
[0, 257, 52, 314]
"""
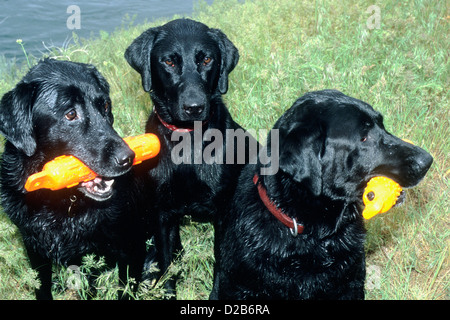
[0, 0, 447, 300]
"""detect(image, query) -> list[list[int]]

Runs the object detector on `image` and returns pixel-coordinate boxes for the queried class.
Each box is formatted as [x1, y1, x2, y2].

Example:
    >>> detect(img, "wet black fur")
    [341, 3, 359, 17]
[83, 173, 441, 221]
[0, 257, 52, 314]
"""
[211, 90, 433, 299]
[125, 19, 258, 296]
[0, 59, 147, 299]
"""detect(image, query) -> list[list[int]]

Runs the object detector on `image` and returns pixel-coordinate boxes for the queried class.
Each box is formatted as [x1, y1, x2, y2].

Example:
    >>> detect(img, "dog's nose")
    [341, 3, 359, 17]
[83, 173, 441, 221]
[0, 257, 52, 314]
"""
[115, 149, 135, 169]
[414, 151, 433, 176]
[183, 103, 204, 116]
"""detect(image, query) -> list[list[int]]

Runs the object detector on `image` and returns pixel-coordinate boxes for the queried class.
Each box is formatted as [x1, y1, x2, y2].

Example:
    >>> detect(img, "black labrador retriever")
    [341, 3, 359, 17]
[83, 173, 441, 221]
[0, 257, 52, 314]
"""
[0, 59, 147, 299]
[211, 90, 433, 299]
[125, 19, 258, 296]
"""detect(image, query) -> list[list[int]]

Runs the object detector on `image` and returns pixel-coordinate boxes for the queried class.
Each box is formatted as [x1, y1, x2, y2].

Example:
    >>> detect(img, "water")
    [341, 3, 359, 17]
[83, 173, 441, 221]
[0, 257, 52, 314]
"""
[0, 0, 212, 62]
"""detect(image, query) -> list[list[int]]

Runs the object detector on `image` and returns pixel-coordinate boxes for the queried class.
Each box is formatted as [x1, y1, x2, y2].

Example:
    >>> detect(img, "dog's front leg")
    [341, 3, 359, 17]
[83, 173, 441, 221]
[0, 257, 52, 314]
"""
[117, 245, 146, 300]
[154, 211, 182, 299]
[25, 246, 53, 300]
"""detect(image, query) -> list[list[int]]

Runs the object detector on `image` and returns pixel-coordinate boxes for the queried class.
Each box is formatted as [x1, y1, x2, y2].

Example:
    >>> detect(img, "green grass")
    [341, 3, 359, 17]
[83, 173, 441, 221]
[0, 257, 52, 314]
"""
[0, 0, 448, 300]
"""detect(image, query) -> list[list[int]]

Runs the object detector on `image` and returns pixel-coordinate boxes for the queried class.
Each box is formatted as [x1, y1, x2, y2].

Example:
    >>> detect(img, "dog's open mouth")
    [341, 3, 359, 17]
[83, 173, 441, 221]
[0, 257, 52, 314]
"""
[360, 176, 408, 219]
[393, 189, 406, 207]
[78, 177, 115, 201]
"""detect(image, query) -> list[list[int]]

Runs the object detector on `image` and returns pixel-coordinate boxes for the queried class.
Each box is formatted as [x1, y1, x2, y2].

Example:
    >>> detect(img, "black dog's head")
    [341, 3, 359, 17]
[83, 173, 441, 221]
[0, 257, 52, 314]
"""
[125, 18, 239, 126]
[272, 90, 433, 205]
[0, 59, 135, 201]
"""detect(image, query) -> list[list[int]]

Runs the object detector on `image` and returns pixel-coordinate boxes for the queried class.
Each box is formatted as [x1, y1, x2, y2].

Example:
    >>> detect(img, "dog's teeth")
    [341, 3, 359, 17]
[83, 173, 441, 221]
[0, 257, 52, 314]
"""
[105, 180, 114, 187]
[80, 177, 114, 198]
[82, 181, 93, 188]
[94, 177, 103, 183]
[106, 180, 115, 192]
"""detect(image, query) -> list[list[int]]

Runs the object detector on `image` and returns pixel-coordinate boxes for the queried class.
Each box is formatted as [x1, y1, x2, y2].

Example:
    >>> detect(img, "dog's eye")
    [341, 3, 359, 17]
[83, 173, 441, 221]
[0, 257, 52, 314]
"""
[104, 101, 110, 113]
[203, 57, 212, 66]
[165, 59, 175, 67]
[65, 109, 78, 121]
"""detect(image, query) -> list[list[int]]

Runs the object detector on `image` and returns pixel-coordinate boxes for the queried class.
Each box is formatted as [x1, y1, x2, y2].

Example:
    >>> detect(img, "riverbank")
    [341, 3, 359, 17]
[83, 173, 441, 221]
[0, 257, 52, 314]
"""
[0, 0, 448, 300]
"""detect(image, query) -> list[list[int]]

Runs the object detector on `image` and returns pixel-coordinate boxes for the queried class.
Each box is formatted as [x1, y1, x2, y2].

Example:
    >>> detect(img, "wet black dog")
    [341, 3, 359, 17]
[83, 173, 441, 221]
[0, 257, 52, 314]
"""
[0, 59, 147, 299]
[125, 19, 258, 296]
[211, 90, 433, 299]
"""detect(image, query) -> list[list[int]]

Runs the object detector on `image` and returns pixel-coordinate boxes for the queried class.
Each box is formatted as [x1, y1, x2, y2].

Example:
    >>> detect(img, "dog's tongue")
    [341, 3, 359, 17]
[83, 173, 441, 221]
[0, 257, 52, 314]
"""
[81, 177, 114, 194]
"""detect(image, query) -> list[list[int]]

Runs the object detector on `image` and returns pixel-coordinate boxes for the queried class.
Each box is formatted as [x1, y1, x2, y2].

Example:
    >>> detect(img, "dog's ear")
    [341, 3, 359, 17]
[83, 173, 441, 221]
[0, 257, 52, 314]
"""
[278, 123, 325, 196]
[208, 28, 239, 94]
[0, 82, 37, 156]
[124, 27, 160, 92]
[89, 65, 110, 94]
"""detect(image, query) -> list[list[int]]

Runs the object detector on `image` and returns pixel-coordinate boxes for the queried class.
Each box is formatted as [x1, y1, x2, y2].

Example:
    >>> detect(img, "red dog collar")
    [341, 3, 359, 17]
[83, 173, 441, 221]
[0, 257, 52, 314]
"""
[253, 174, 304, 236]
[155, 110, 194, 133]
[154, 109, 211, 133]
